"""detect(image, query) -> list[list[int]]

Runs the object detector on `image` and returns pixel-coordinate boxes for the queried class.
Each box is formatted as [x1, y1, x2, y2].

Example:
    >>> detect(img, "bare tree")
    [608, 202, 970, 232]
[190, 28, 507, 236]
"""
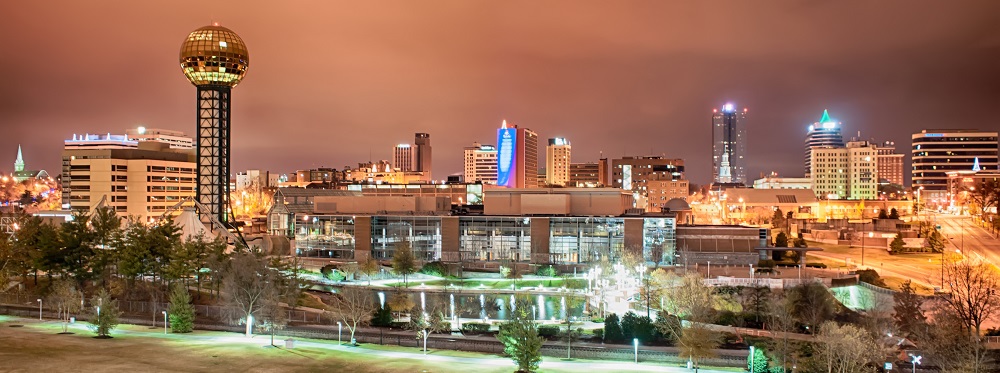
[221, 252, 278, 337]
[766, 295, 797, 372]
[812, 321, 881, 373]
[676, 322, 720, 370]
[942, 258, 1000, 336]
[327, 287, 377, 345]
[48, 279, 83, 333]
[921, 300, 992, 373]
[659, 272, 714, 321]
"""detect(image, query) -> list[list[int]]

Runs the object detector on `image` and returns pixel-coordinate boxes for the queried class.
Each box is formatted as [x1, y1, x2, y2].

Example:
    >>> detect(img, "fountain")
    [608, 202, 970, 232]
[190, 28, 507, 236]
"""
[479, 294, 486, 320]
[450, 294, 456, 319]
[537, 294, 545, 320]
[560, 296, 567, 319]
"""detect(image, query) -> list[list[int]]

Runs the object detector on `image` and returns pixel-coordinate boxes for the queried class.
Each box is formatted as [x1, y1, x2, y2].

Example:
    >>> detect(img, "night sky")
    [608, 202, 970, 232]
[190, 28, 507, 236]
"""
[2, 1, 999, 184]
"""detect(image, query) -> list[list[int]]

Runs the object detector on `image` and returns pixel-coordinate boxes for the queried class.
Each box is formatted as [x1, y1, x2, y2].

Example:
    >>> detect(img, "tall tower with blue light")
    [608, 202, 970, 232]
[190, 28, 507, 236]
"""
[712, 103, 748, 184]
[179, 24, 249, 226]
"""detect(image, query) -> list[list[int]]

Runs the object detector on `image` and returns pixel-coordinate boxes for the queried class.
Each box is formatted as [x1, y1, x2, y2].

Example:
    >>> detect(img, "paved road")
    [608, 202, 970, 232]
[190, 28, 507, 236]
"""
[22, 317, 733, 373]
[933, 213, 1000, 266]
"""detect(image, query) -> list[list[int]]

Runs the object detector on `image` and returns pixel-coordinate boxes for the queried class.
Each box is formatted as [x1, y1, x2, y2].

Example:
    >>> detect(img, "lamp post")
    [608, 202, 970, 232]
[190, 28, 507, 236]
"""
[707, 261, 711, 278]
[749, 345, 756, 373]
[162, 311, 168, 334]
[337, 321, 342, 345]
[862, 231, 873, 267]
[37, 299, 42, 320]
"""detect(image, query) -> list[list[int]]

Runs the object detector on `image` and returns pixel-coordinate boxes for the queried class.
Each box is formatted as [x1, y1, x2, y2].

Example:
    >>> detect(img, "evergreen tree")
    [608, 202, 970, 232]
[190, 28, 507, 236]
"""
[927, 229, 946, 253]
[747, 345, 768, 372]
[168, 285, 196, 333]
[888, 208, 900, 219]
[603, 313, 623, 342]
[88, 288, 121, 338]
[771, 209, 785, 230]
[497, 300, 543, 372]
[774, 232, 788, 248]
[890, 233, 905, 253]
[371, 305, 393, 327]
[893, 280, 925, 339]
[878, 209, 889, 219]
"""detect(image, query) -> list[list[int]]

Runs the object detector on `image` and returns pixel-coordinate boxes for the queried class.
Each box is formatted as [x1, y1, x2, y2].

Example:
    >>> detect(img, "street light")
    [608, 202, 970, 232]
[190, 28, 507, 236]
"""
[862, 231, 873, 267]
[37, 299, 42, 320]
[337, 321, 342, 345]
[162, 311, 168, 334]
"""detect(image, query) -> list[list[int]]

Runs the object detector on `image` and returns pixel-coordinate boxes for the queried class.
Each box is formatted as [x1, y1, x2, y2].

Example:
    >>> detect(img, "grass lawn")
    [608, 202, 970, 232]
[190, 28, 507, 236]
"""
[0, 316, 699, 373]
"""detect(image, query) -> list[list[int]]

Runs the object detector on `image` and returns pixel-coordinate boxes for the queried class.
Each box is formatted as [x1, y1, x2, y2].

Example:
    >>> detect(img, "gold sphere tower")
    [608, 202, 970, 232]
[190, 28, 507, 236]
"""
[179, 24, 249, 226]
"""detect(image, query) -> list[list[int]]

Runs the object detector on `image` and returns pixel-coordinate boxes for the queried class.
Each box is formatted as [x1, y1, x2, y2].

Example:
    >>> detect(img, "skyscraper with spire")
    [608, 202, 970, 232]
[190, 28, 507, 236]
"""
[711, 103, 747, 185]
[804, 110, 845, 177]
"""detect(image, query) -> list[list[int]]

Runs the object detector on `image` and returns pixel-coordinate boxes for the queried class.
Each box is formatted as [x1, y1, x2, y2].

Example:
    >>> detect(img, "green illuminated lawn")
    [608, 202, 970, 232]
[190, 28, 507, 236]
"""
[0, 316, 728, 373]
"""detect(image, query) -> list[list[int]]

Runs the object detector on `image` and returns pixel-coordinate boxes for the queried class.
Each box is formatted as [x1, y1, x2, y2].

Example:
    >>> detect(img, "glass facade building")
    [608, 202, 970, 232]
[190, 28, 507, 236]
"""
[458, 217, 531, 262]
[292, 215, 676, 267]
[549, 218, 624, 264]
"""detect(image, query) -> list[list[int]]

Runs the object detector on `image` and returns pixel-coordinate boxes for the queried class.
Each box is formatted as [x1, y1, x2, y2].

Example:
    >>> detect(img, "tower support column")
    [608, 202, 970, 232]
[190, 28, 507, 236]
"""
[196, 85, 232, 227]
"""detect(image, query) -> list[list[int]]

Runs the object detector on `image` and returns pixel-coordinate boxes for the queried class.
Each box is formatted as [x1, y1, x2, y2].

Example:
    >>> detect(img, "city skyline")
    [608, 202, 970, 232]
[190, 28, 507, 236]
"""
[2, 1, 999, 184]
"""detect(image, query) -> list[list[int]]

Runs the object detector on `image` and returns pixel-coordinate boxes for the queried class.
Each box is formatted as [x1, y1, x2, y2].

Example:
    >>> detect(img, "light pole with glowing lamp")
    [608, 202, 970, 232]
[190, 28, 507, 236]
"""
[162, 311, 168, 334]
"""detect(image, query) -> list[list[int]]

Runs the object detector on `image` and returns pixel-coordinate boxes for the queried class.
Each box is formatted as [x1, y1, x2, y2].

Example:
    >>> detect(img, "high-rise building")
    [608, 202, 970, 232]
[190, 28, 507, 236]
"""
[611, 156, 685, 207]
[126, 127, 194, 149]
[912, 129, 999, 197]
[712, 103, 747, 184]
[568, 159, 609, 187]
[810, 140, 878, 200]
[463, 142, 498, 184]
[545, 138, 571, 186]
[179, 24, 250, 226]
[62, 140, 196, 221]
[874, 141, 904, 187]
[414, 133, 432, 177]
[392, 144, 414, 171]
[804, 110, 845, 177]
[496, 120, 538, 188]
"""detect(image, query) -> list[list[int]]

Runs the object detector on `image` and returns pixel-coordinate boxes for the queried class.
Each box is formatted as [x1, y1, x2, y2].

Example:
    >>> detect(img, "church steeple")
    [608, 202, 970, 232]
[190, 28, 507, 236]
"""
[14, 145, 24, 172]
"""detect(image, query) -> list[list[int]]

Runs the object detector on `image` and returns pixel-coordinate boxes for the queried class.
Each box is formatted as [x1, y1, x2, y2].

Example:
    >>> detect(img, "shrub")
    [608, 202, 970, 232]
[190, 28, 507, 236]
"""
[590, 317, 604, 323]
[389, 321, 410, 329]
[603, 313, 623, 342]
[805, 262, 827, 269]
[715, 310, 738, 326]
[535, 265, 558, 277]
[856, 269, 886, 287]
[757, 259, 776, 268]
[321, 264, 345, 281]
[592, 328, 604, 340]
[371, 306, 393, 327]
[419, 261, 448, 277]
[462, 322, 491, 334]
[537, 325, 560, 338]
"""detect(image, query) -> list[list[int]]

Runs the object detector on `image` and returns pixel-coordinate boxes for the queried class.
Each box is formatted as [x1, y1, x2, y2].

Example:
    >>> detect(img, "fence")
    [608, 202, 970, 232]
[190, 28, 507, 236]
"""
[704, 277, 829, 289]
[0, 299, 748, 368]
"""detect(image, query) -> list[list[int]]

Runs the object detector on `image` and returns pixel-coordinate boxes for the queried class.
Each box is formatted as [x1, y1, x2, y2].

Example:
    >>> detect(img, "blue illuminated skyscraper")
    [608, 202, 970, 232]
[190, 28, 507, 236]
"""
[496, 120, 538, 188]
